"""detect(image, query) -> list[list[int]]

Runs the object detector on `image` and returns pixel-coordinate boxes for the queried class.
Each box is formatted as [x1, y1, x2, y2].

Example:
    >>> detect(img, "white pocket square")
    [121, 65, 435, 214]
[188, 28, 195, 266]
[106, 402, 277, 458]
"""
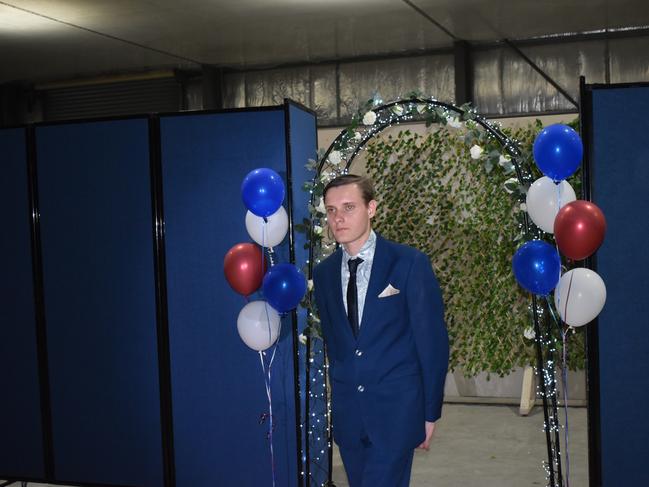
[378, 284, 400, 298]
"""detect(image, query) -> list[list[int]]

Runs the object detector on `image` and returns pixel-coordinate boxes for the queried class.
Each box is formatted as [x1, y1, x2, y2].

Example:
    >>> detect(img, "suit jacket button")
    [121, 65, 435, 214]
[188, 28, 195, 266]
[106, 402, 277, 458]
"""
[357, 385, 365, 392]
[355, 349, 363, 357]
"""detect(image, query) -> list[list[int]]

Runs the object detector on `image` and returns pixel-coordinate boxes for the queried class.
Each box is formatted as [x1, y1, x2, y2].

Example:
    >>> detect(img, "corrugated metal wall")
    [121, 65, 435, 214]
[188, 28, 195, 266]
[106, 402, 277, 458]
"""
[216, 34, 649, 125]
[33, 34, 649, 126]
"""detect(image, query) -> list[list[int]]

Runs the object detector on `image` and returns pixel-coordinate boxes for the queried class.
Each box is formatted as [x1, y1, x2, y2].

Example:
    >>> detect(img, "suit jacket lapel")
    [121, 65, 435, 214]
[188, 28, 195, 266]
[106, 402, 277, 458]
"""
[328, 248, 356, 340]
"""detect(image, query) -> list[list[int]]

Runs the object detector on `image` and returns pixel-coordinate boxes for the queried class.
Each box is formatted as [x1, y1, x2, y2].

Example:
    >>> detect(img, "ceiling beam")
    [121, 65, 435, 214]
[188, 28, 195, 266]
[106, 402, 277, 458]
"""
[0, 0, 203, 65]
[401, 0, 459, 41]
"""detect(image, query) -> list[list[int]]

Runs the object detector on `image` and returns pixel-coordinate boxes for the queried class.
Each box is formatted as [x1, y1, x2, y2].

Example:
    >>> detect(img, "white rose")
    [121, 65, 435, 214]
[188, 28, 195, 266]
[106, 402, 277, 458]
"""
[447, 117, 462, 129]
[470, 145, 484, 159]
[524, 327, 536, 340]
[307, 279, 314, 291]
[298, 333, 308, 345]
[354, 131, 362, 141]
[519, 203, 527, 212]
[362, 110, 377, 125]
[328, 150, 342, 165]
[315, 197, 326, 214]
[392, 105, 404, 116]
[504, 177, 519, 193]
[313, 225, 323, 235]
[499, 154, 514, 171]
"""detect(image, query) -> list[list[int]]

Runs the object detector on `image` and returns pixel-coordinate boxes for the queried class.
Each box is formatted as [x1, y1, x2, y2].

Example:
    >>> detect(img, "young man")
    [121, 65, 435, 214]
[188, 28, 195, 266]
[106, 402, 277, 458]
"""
[312, 174, 449, 487]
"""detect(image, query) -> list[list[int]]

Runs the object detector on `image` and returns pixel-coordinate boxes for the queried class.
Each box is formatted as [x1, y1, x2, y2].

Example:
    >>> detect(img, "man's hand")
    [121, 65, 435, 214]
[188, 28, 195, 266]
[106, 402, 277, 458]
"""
[417, 421, 436, 450]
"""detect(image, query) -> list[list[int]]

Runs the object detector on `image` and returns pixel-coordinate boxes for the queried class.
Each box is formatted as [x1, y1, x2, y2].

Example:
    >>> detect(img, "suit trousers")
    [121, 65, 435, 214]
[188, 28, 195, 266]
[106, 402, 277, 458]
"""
[338, 436, 415, 487]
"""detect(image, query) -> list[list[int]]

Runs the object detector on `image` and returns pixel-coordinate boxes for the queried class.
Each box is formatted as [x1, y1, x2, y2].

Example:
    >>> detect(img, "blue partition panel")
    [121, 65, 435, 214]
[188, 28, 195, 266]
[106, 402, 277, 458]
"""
[161, 108, 302, 487]
[286, 102, 319, 481]
[591, 86, 649, 485]
[0, 128, 45, 479]
[287, 102, 317, 288]
[36, 119, 163, 486]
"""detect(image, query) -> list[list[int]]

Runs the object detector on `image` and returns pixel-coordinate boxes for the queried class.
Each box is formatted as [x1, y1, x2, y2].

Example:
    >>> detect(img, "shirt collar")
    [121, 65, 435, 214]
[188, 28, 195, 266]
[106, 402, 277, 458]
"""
[342, 229, 377, 262]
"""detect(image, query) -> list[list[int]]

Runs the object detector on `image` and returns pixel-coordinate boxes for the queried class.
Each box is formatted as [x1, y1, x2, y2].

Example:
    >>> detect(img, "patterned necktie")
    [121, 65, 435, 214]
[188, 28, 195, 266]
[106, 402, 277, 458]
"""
[347, 257, 364, 337]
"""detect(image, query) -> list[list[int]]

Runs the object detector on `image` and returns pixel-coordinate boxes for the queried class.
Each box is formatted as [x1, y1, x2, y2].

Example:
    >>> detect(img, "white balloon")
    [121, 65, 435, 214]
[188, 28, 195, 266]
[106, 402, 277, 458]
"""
[554, 268, 607, 327]
[245, 206, 288, 248]
[237, 301, 281, 351]
[526, 176, 576, 233]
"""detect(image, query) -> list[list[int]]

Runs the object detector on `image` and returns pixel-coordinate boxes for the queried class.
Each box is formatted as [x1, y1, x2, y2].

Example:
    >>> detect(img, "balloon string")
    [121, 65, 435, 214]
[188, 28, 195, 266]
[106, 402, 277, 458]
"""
[261, 219, 276, 269]
[554, 182, 564, 314]
[259, 351, 276, 487]
[259, 218, 279, 487]
[563, 272, 575, 326]
[261, 220, 267, 276]
[264, 297, 273, 352]
[258, 318, 281, 487]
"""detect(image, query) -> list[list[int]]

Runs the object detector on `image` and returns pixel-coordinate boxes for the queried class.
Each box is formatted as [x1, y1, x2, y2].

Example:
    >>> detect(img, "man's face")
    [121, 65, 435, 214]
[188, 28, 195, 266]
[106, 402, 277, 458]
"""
[324, 183, 377, 247]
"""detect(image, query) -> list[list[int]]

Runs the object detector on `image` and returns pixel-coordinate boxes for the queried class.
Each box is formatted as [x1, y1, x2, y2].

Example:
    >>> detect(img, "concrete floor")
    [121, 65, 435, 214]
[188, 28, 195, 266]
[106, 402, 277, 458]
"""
[2, 404, 586, 487]
[331, 404, 588, 487]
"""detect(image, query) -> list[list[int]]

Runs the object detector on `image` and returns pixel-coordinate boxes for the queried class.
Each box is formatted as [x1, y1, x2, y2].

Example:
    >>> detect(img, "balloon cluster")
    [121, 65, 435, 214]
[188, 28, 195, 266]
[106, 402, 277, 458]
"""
[224, 168, 307, 351]
[513, 124, 607, 327]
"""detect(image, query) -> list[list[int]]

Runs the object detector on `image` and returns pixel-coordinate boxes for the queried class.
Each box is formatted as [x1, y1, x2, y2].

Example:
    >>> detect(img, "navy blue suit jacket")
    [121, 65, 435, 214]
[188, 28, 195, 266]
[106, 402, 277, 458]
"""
[313, 234, 449, 451]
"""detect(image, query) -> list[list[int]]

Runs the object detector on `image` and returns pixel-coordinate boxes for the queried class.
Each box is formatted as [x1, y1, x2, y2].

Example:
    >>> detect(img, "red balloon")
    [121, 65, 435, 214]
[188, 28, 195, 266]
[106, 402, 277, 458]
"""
[224, 243, 267, 296]
[554, 200, 606, 260]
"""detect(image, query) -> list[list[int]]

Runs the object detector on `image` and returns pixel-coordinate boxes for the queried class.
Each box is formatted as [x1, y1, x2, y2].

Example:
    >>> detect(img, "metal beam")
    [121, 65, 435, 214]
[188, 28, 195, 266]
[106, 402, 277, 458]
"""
[401, 0, 458, 41]
[453, 41, 473, 105]
[503, 38, 579, 108]
[201, 65, 224, 110]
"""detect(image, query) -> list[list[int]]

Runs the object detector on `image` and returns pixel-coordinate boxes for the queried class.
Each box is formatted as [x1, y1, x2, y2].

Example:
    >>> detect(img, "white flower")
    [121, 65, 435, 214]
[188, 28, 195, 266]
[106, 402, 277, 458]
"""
[298, 333, 308, 345]
[426, 215, 435, 225]
[315, 197, 326, 214]
[392, 105, 404, 116]
[313, 225, 323, 235]
[362, 110, 377, 125]
[447, 117, 462, 129]
[498, 154, 514, 172]
[353, 131, 362, 141]
[307, 279, 314, 291]
[470, 145, 484, 159]
[519, 203, 527, 212]
[504, 177, 519, 194]
[524, 327, 536, 340]
[328, 150, 342, 165]
[416, 103, 427, 114]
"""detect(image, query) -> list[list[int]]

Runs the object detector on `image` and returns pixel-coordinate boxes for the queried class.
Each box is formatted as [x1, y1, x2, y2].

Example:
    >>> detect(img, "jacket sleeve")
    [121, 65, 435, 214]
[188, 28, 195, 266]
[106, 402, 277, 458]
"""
[406, 250, 449, 422]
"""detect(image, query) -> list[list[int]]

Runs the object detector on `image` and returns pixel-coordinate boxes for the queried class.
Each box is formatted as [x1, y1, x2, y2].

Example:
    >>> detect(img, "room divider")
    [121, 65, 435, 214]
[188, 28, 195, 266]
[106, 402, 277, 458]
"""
[0, 100, 316, 487]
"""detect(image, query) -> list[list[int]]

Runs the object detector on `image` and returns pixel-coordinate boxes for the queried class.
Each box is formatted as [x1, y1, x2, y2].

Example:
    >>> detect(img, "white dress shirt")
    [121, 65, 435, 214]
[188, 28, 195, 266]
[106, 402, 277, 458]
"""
[341, 230, 377, 327]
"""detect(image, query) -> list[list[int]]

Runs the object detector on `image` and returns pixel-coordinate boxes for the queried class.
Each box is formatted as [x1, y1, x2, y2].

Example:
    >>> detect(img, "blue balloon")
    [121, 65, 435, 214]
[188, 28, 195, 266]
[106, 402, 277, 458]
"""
[512, 240, 561, 296]
[532, 124, 583, 181]
[241, 168, 285, 217]
[262, 263, 307, 313]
